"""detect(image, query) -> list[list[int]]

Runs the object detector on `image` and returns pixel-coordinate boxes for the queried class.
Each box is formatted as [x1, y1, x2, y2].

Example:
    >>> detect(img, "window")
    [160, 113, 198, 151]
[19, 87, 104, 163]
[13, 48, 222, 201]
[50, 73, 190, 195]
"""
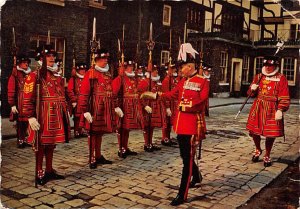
[36, 0, 65, 6]
[29, 35, 65, 74]
[161, 50, 170, 65]
[254, 57, 264, 75]
[220, 51, 228, 82]
[242, 55, 250, 84]
[290, 24, 300, 40]
[282, 57, 297, 85]
[89, 0, 106, 9]
[163, 5, 171, 26]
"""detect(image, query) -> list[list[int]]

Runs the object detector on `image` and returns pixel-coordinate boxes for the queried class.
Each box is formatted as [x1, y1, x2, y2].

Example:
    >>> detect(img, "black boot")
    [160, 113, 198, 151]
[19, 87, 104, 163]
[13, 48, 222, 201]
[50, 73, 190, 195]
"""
[170, 194, 185, 206]
[190, 172, 203, 188]
[89, 162, 97, 169]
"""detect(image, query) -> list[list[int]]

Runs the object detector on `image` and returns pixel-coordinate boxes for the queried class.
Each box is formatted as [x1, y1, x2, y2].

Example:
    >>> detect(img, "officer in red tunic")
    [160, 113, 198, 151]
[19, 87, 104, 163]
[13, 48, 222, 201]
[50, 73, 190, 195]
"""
[138, 64, 165, 152]
[23, 45, 70, 185]
[8, 54, 31, 148]
[161, 63, 180, 146]
[141, 43, 209, 206]
[112, 60, 142, 158]
[67, 63, 88, 138]
[78, 48, 120, 169]
[246, 56, 290, 167]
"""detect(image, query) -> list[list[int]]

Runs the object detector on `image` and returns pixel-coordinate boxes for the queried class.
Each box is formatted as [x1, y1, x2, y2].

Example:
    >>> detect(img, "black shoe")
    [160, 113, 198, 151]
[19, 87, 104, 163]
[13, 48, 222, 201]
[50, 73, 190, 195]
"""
[74, 131, 80, 138]
[118, 149, 127, 159]
[35, 176, 48, 186]
[161, 139, 172, 146]
[170, 138, 178, 145]
[263, 156, 272, 167]
[170, 194, 185, 206]
[45, 170, 65, 180]
[190, 172, 203, 188]
[96, 155, 112, 164]
[252, 149, 262, 162]
[89, 162, 97, 169]
[17, 142, 26, 148]
[125, 149, 137, 156]
[151, 144, 161, 151]
[144, 145, 153, 152]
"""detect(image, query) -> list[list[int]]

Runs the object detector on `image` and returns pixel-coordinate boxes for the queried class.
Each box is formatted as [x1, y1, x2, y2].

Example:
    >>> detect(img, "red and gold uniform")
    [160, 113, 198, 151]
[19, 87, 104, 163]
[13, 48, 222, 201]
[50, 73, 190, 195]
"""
[246, 73, 290, 137]
[138, 72, 166, 151]
[8, 63, 31, 147]
[78, 54, 116, 168]
[23, 71, 70, 144]
[78, 68, 116, 133]
[67, 64, 87, 138]
[23, 45, 70, 185]
[161, 73, 208, 137]
[246, 56, 290, 167]
[160, 72, 209, 203]
[112, 71, 144, 156]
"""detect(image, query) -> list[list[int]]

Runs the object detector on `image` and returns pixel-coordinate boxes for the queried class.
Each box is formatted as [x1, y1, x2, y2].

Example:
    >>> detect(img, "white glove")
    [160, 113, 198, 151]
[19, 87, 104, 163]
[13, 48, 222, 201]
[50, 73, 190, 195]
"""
[115, 107, 124, 118]
[72, 102, 77, 108]
[166, 108, 172, 116]
[140, 92, 157, 100]
[144, 106, 152, 114]
[275, 110, 283, 121]
[84, 112, 93, 123]
[251, 84, 259, 91]
[28, 117, 40, 131]
[11, 106, 19, 114]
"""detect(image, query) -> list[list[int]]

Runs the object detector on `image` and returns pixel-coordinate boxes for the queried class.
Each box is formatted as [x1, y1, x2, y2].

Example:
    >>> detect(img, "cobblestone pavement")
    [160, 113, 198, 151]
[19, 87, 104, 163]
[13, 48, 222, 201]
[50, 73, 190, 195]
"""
[1, 104, 299, 209]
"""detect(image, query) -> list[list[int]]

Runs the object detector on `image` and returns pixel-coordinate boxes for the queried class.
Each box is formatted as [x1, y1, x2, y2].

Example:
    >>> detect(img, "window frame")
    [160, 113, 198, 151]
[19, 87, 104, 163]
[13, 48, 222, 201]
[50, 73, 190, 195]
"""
[242, 55, 250, 84]
[36, 0, 65, 6]
[254, 56, 264, 76]
[219, 51, 228, 83]
[163, 5, 171, 26]
[160, 50, 170, 66]
[89, 0, 106, 9]
[281, 57, 297, 86]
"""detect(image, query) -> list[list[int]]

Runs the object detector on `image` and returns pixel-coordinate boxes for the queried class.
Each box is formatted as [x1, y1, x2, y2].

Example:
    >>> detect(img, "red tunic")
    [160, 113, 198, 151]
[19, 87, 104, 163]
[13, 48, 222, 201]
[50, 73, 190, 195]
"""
[78, 68, 116, 133]
[23, 70, 71, 145]
[246, 73, 290, 137]
[7, 69, 30, 122]
[161, 74, 209, 136]
[138, 78, 167, 128]
[67, 74, 84, 117]
[162, 75, 181, 124]
[112, 75, 145, 130]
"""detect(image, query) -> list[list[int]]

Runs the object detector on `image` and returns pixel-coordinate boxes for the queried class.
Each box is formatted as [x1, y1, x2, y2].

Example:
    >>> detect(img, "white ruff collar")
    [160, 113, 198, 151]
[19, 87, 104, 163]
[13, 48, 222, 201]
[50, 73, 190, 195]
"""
[137, 73, 144, 77]
[125, 71, 135, 77]
[262, 66, 279, 77]
[76, 72, 84, 79]
[151, 75, 160, 82]
[17, 66, 32, 74]
[203, 73, 211, 79]
[95, 64, 109, 73]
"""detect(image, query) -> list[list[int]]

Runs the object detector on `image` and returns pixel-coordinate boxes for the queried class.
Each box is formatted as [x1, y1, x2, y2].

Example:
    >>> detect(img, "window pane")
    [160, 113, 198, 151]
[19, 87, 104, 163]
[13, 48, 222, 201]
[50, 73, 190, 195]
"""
[283, 58, 295, 81]
[255, 57, 263, 74]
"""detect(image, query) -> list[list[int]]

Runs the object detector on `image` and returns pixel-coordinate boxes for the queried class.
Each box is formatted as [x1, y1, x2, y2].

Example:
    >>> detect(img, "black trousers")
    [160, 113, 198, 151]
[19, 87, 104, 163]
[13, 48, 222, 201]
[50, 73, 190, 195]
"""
[177, 134, 199, 200]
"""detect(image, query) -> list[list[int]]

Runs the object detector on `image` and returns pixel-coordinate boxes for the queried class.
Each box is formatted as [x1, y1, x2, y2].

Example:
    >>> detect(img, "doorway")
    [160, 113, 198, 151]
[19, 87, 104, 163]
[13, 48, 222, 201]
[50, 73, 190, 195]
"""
[230, 58, 243, 97]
